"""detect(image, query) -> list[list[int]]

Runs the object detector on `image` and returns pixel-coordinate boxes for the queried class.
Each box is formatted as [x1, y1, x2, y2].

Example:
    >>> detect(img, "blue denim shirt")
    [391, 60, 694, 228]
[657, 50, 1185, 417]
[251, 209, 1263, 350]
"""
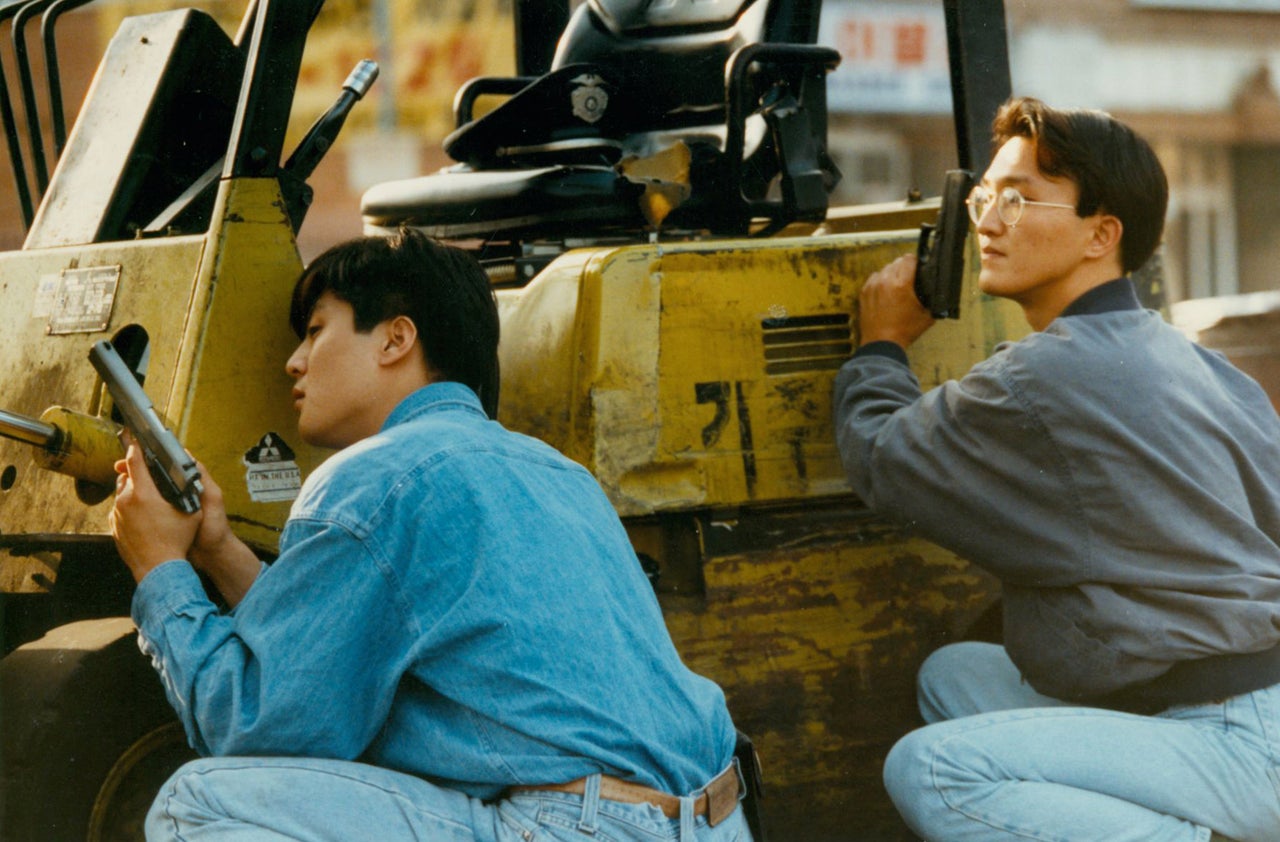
[133, 382, 736, 799]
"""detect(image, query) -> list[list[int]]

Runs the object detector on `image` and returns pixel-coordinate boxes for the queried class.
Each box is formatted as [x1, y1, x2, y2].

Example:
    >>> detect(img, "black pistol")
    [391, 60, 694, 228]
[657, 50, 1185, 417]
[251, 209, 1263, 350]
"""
[89, 340, 203, 513]
[914, 169, 974, 319]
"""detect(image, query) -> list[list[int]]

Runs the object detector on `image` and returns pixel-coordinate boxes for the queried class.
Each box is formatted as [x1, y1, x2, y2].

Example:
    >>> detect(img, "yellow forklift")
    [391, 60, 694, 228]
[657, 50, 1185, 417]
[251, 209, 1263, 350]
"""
[0, 0, 1026, 839]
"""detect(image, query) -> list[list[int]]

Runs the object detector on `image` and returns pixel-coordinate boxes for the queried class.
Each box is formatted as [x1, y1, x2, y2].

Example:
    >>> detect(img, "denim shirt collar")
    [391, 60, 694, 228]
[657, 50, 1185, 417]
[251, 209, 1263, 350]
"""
[381, 381, 486, 432]
[1060, 277, 1143, 318]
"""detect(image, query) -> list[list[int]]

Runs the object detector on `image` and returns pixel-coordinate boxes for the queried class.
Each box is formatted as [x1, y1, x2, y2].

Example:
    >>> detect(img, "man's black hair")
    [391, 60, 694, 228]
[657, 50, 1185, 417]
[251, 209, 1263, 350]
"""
[992, 97, 1169, 275]
[290, 228, 500, 416]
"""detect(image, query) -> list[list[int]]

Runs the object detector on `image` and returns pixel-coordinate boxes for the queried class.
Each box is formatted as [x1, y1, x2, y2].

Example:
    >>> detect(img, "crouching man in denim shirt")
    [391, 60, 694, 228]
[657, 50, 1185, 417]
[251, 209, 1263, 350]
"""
[835, 97, 1280, 841]
[110, 229, 751, 842]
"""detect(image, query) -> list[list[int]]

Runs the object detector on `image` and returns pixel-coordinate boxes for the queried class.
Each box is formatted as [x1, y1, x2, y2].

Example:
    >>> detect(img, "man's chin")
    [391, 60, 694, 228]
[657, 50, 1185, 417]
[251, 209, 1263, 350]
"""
[977, 272, 1019, 302]
[977, 272, 1002, 297]
[297, 426, 349, 452]
[295, 422, 324, 450]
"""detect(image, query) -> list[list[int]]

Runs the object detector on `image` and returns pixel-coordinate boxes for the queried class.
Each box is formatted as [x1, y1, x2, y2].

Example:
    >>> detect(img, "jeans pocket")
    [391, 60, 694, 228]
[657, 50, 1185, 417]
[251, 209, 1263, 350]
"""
[499, 796, 640, 842]
[496, 798, 542, 842]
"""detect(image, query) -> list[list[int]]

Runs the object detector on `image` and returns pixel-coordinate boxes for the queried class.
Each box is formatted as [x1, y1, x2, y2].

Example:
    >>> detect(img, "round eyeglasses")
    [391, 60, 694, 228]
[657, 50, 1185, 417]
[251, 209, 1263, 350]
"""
[966, 185, 1077, 228]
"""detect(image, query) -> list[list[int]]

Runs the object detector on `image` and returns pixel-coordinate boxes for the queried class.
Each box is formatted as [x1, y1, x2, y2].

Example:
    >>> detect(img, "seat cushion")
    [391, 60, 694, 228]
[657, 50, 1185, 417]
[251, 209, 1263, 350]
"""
[360, 165, 646, 238]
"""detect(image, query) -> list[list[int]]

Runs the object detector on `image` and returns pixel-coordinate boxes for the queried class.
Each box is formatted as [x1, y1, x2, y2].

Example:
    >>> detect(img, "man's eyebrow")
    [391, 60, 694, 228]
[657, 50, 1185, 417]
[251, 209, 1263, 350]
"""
[980, 173, 1034, 188]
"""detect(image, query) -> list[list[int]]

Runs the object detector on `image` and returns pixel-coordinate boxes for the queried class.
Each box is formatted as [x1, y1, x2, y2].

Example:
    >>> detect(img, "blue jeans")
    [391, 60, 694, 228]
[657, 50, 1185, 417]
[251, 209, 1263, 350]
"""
[885, 642, 1280, 842]
[146, 757, 752, 842]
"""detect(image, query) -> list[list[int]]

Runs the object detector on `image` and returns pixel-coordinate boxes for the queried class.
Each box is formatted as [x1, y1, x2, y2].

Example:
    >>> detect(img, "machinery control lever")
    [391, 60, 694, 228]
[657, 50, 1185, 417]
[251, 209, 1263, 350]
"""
[280, 59, 380, 232]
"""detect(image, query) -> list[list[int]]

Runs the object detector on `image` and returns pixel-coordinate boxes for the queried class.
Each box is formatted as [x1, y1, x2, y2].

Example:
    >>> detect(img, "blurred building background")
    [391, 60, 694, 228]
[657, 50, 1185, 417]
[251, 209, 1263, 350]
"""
[823, 0, 1280, 307]
[12, 0, 1280, 311]
[824, 0, 1280, 402]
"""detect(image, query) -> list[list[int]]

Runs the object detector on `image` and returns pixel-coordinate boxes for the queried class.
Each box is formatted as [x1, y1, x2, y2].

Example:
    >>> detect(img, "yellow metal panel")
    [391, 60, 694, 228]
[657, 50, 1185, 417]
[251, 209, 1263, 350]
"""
[661, 533, 998, 840]
[0, 176, 326, 594]
[0, 236, 205, 558]
[175, 178, 328, 553]
[649, 237, 906, 508]
[498, 226, 1027, 516]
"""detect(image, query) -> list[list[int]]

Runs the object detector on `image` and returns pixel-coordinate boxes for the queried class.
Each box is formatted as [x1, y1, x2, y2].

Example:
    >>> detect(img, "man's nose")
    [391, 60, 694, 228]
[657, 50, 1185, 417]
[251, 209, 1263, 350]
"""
[975, 201, 1003, 235]
[285, 346, 306, 377]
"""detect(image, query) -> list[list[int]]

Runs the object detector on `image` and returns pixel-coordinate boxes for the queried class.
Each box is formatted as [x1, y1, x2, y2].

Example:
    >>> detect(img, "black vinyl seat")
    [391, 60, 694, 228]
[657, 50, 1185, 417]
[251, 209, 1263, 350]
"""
[360, 0, 839, 245]
[361, 164, 649, 240]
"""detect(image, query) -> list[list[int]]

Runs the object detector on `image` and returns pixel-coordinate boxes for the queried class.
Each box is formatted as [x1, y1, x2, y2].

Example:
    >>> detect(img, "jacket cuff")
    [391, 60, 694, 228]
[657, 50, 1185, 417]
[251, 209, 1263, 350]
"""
[854, 340, 909, 367]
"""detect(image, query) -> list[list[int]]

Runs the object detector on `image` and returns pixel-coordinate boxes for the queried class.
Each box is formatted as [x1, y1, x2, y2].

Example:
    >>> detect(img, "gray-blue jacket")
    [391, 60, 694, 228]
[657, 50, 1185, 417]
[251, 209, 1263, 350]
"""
[834, 279, 1280, 707]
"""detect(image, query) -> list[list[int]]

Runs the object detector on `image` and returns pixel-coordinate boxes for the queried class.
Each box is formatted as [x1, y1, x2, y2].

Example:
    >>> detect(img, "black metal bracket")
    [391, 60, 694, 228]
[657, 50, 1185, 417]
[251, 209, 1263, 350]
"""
[943, 0, 1012, 173]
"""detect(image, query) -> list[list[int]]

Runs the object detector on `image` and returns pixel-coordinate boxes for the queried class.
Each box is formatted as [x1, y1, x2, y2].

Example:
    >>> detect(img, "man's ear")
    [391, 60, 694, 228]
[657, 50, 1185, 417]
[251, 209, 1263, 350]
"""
[1085, 214, 1123, 262]
[377, 315, 420, 366]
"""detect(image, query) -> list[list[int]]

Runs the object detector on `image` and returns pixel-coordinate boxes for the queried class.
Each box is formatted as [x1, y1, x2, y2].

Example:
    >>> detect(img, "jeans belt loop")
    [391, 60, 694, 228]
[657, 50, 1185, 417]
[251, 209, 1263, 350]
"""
[679, 794, 697, 842]
[577, 773, 601, 835]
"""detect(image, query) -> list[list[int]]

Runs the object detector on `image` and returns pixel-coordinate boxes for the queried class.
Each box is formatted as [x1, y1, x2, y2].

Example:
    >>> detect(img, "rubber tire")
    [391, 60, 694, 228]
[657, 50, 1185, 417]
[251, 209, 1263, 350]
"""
[1, 617, 196, 842]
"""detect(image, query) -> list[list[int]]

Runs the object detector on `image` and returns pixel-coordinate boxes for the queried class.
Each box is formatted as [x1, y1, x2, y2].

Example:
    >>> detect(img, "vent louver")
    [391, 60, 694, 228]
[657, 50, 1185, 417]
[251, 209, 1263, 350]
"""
[761, 313, 853, 375]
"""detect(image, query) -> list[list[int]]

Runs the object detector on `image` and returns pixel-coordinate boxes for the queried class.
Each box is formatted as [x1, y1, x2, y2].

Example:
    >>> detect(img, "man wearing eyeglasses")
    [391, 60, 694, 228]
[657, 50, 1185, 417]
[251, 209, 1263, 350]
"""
[834, 96, 1280, 842]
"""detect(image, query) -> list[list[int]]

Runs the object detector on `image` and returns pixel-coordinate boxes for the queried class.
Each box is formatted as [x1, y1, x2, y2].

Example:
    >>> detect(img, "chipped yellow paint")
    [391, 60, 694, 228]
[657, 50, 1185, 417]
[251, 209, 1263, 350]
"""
[498, 225, 1027, 516]
[667, 527, 998, 839]
[0, 176, 326, 592]
[175, 178, 327, 552]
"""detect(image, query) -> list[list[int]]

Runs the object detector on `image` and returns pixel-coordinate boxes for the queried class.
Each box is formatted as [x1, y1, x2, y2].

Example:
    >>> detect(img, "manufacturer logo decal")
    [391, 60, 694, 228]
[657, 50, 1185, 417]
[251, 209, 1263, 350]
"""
[570, 74, 609, 124]
[243, 433, 302, 503]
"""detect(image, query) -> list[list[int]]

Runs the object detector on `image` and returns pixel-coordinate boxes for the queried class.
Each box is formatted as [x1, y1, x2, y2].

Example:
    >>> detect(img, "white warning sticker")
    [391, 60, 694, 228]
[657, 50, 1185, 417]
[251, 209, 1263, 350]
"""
[243, 433, 302, 503]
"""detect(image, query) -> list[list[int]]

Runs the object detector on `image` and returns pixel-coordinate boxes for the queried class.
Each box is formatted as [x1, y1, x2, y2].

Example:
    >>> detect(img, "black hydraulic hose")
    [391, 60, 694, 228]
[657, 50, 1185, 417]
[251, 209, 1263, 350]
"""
[0, 0, 33, 227]
[13, 0, 56, 197]
[41, 0, 95, 158]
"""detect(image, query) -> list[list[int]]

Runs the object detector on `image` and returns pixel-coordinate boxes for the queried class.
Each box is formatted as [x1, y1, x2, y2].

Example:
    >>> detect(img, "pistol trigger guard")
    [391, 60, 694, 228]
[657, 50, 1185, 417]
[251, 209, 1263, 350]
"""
[914, 222, 938, 310]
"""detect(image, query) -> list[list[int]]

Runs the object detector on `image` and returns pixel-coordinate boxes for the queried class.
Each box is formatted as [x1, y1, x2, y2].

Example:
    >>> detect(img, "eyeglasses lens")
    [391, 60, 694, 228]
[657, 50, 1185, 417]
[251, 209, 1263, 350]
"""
[998, 187, 1024, 226]
[967, 186, 1029, 227]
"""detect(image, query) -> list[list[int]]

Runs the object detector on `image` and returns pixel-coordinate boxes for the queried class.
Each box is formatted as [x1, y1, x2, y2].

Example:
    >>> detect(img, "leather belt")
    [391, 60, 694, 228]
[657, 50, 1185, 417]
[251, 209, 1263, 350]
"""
[509, 762, 742, 826]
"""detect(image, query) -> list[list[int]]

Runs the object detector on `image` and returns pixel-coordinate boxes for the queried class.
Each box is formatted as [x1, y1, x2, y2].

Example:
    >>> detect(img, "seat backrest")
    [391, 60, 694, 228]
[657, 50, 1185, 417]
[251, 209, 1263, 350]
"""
[431, 0, 836, 237]
[550, 0, 819, 132]
[443, 0, 825, 170]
